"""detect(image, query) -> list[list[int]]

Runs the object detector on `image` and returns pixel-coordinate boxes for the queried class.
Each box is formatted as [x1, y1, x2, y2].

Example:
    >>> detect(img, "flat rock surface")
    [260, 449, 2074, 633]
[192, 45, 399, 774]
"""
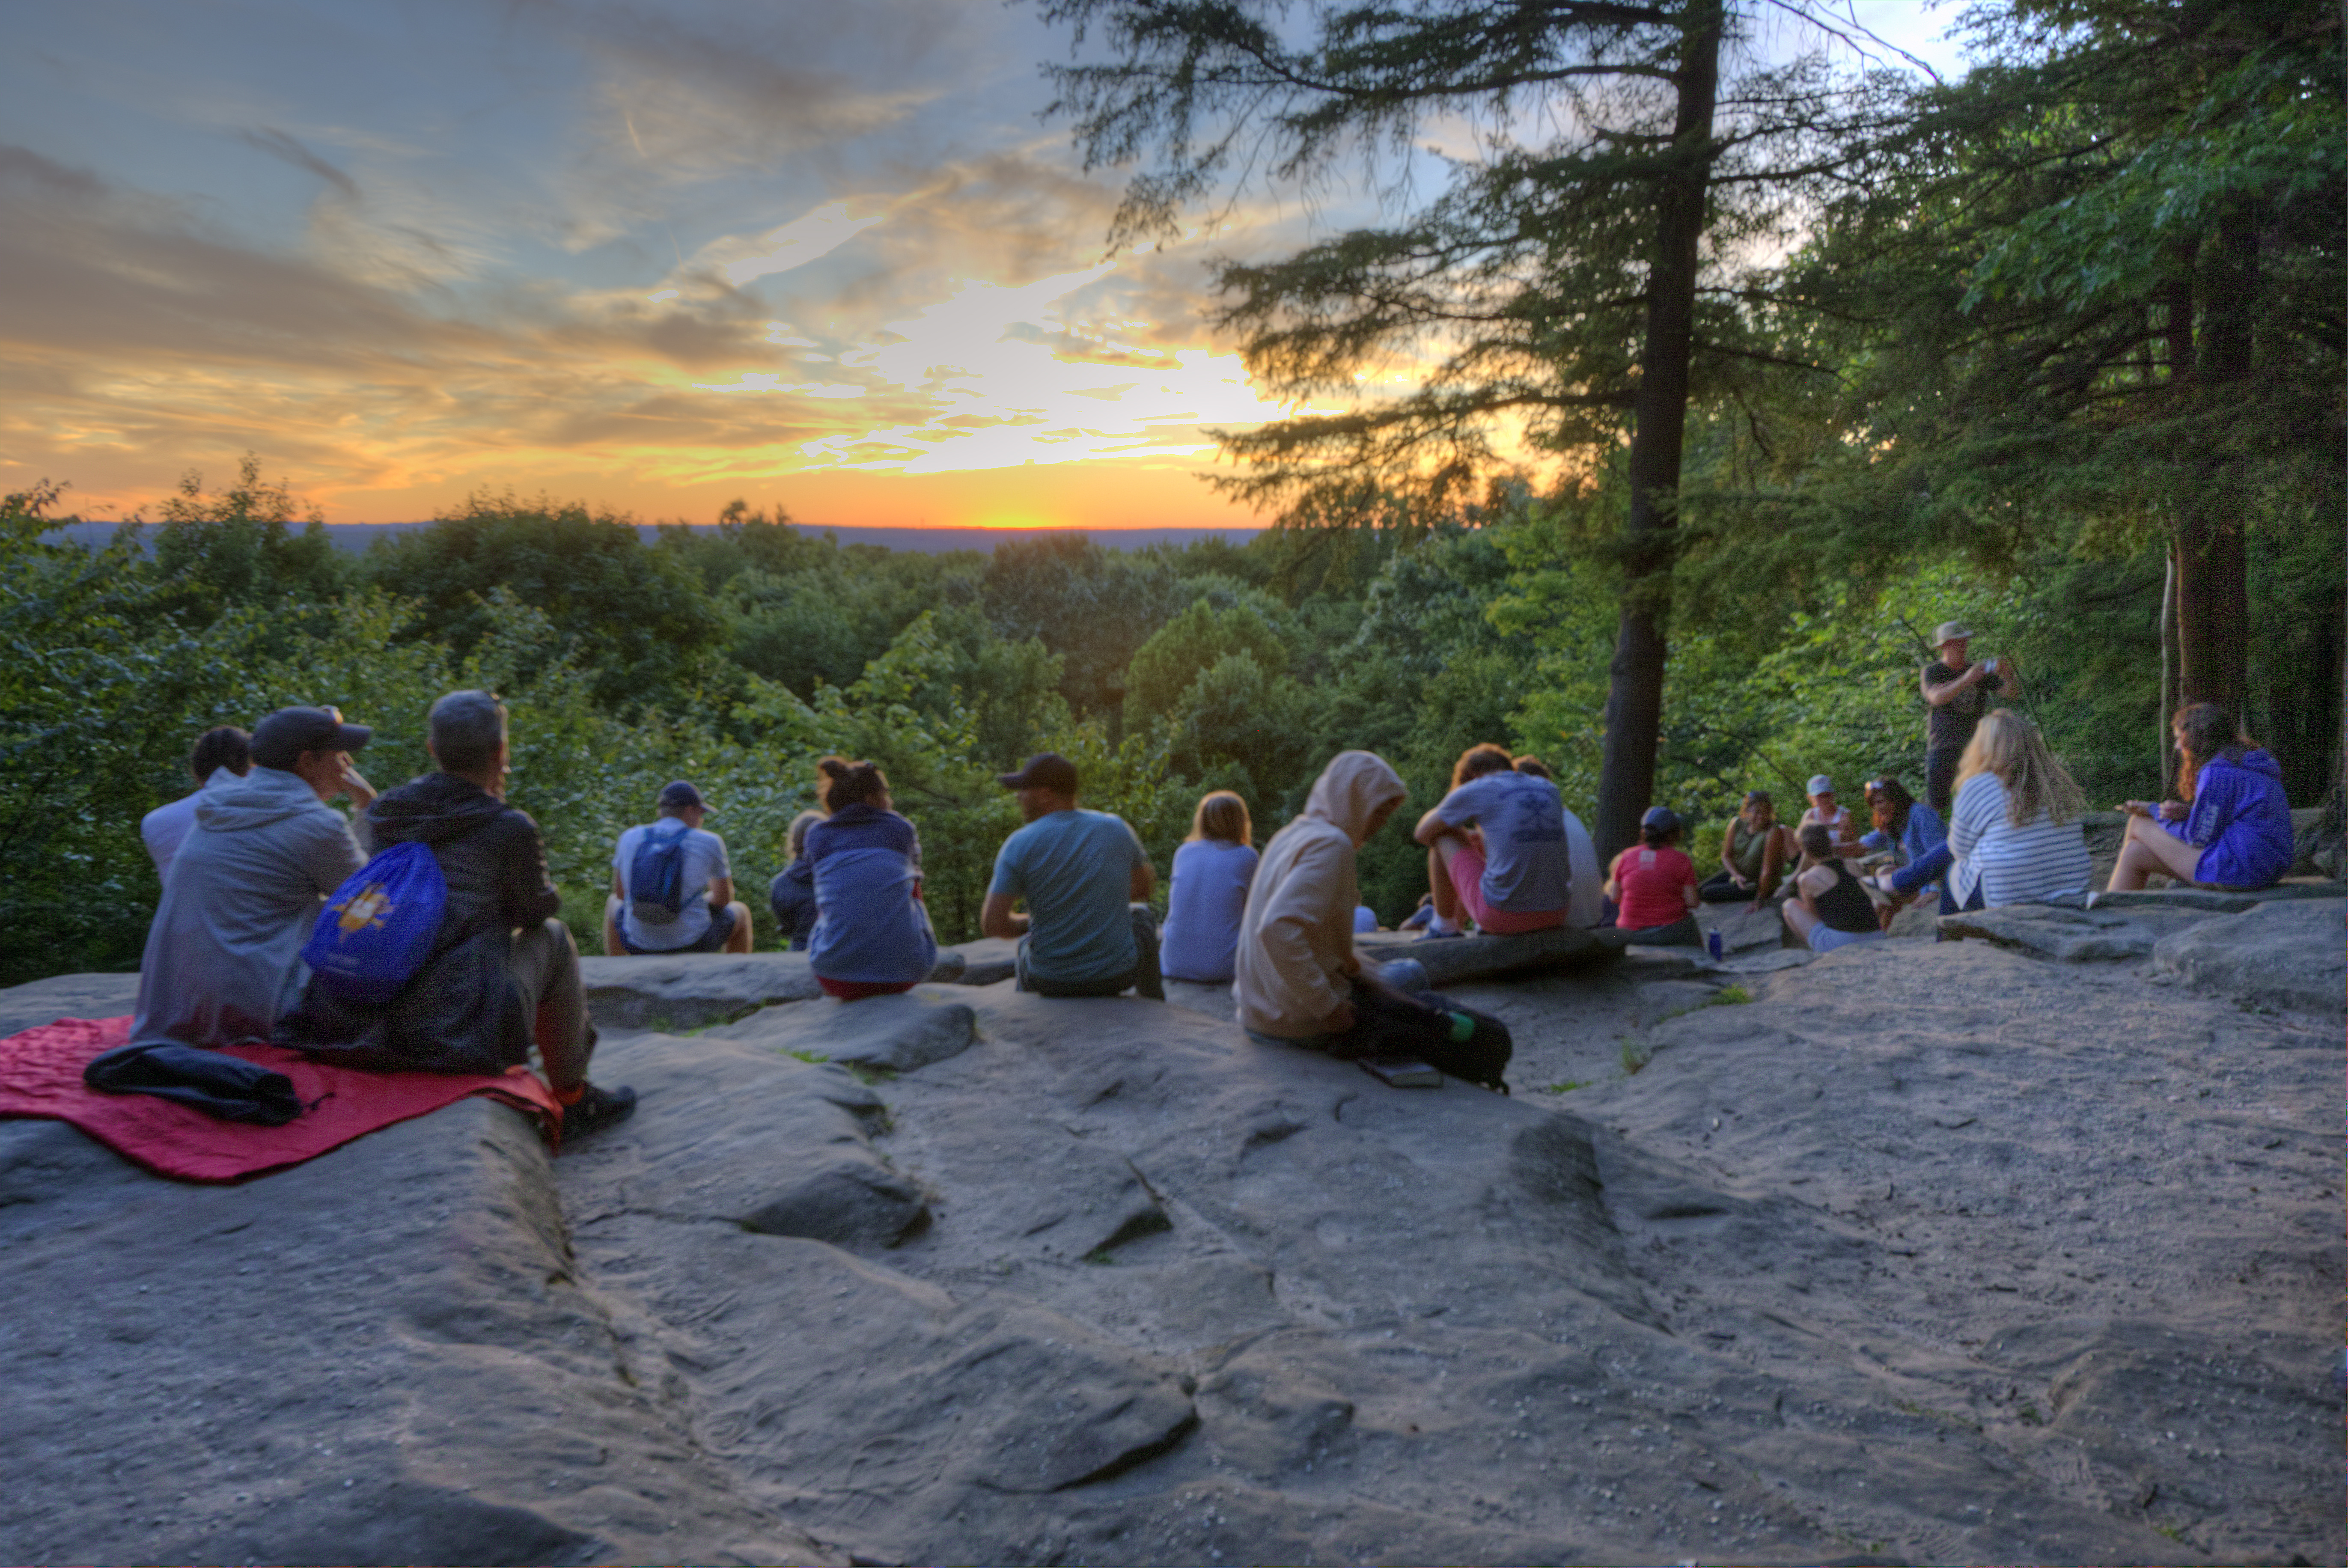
[2154, 899, 2348, 1018]
[3, 907, 2338, 1566]
[1940, 905, 2165, 961]
[944, 936, 1020, 986]
[579, 949, 966, 1029]
[704, 985, 978, 1073]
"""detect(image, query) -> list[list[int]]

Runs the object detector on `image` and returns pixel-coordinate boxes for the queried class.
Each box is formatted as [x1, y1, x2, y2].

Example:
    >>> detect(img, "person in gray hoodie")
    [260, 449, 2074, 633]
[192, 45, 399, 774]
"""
[130, 707, 375, 1049]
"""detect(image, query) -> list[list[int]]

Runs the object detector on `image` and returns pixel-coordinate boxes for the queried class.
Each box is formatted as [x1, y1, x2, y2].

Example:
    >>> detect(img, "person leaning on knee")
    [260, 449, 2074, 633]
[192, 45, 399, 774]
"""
[274, 689, 635, 1139]
[1412, 743, 1572, 940]
[802, 756, 937, 1001]
[1780, 824, 1890, 954]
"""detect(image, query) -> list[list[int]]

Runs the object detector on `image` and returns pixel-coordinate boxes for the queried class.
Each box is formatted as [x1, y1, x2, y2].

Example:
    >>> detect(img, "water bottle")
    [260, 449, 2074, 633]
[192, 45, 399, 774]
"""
[1705, 929, 1723, 961]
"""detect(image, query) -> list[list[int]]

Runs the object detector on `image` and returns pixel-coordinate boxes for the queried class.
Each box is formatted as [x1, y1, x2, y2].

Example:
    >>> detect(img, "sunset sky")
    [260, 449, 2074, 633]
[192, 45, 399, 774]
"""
[1, 2, 1964, 531]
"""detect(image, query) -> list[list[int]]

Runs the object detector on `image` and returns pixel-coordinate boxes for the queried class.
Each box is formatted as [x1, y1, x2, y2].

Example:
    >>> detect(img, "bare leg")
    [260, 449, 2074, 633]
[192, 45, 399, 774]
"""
[1427, 837, 1468, 923]
[1782, 900, 1821, 946]
[602, 895, 626, 957]
[723, 900, 755, 954]
[2107, 815, 2205, 891]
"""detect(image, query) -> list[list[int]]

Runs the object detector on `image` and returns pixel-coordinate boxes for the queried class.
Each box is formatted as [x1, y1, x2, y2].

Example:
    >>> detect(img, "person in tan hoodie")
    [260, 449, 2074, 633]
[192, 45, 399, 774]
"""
[1235, 751, 1512, 1090]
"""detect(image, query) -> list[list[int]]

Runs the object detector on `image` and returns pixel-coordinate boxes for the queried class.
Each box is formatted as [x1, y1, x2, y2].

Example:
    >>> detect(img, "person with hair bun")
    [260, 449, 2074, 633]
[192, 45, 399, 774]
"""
[142, 725, 254, 886]
[1160, 790, 1259, 984]
[2107, 703, 2294, 893]
[804, 756, 937, 1000]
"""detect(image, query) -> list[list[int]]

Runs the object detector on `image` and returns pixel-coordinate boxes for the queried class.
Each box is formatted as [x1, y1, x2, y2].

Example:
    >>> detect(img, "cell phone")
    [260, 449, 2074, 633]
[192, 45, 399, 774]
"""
[1360, 1056, 1443, 1088]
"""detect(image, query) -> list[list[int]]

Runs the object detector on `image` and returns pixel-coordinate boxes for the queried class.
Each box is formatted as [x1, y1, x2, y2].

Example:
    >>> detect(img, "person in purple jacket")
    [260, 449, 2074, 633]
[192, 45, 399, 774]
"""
[2107, 703, 2296, 892]
[804, 756, 938, 999]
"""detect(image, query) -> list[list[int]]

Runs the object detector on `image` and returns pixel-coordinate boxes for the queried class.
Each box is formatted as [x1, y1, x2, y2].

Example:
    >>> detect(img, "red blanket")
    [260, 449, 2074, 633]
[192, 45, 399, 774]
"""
[0, 1017, 560, 1182]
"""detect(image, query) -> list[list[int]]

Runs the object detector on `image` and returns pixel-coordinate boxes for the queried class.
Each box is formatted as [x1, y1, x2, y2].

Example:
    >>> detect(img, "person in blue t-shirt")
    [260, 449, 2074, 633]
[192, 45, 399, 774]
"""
[982, 752, 1163, 999]
[1160, 790, 1259, 984]
[804, 758, 937, 999]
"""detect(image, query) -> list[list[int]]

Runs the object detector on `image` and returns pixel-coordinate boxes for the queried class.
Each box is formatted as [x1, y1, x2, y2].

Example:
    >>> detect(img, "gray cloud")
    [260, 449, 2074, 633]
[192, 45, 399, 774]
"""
[239, 126, 361, 202]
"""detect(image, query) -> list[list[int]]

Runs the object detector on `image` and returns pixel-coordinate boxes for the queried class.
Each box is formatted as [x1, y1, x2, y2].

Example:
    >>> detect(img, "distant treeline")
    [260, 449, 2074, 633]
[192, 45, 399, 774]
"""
[4, 460, 2338, 985]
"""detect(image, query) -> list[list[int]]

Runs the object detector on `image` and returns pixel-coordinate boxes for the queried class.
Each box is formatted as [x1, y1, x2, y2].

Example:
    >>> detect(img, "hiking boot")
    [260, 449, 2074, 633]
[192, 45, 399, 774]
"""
[562, 1082, 638, 1140]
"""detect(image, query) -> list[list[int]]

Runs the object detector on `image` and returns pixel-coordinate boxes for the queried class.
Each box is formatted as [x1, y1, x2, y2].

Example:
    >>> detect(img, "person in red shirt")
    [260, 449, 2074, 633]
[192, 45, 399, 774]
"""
[1604, 806, 1701, 945]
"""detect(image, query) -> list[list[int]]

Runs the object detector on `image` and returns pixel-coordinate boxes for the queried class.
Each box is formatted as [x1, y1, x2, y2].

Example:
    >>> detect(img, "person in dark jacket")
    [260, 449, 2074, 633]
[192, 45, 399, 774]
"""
[274, 690, 636, 1140]
[767, 809, 824, 951]
[2107, 703, 2297, 892]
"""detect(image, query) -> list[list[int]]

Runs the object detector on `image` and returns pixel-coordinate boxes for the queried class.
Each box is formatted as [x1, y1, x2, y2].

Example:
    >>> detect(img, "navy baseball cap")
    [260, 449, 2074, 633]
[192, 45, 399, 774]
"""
[998, 753, 1079, 794]
[250, 706, 371, 771]
[1640, 805, 1681, 835]
[657, 780, 707, 812]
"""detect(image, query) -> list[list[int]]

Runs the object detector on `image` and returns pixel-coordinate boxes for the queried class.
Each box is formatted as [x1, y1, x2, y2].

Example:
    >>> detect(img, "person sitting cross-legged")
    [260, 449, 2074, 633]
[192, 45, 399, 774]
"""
[604, 780, 754, 956]
[275, 690, 635, 1138]
[2107, 703, 2295, 894]
[982, 752, 1163, 1000]
[1857, 774, 1946, 928]
[1698, 790, 1794, 908]
[1781, 823, 1891, 954]
[132, 706, 375, 1053]
[804, 757, 938, 1000]
[1236, 750, 1511, 1091]
[1413, 743, 1571, 938]
[1604, 807, 1702, 946]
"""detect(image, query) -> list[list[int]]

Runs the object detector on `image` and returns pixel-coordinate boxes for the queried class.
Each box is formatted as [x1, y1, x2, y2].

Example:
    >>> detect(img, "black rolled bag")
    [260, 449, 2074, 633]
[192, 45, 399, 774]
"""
[83, 1042, 304, 1125]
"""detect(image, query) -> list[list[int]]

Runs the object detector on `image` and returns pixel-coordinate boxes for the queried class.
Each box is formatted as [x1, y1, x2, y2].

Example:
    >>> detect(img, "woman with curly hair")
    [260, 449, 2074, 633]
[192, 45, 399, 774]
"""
[2107, 704, 2294, 893]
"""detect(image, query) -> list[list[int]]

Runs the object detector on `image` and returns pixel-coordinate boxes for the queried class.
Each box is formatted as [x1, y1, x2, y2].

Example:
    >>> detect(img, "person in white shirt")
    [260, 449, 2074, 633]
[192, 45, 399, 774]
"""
[604, 780, 754, 955]
[140, 726, 252, 886]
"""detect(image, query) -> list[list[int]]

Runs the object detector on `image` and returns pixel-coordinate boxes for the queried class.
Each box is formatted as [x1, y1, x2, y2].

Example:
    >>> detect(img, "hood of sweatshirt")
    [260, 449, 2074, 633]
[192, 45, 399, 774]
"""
[2209, 747, 2283, 784]
[366, 771, 509, 845]
[1303, 750, 1408, 845]
[194, 765, 333, 833]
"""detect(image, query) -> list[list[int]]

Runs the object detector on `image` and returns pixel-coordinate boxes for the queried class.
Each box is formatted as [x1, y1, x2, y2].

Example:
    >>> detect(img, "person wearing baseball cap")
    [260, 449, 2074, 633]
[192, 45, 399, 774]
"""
[129, 705, 376, 1052]
[1601, 805, 1701, 945]
[605, 780, 753, 956]
[1921, 619, 2019, 816]
[981, 753, 1164, 999]
[1798, 775, 1861, 859]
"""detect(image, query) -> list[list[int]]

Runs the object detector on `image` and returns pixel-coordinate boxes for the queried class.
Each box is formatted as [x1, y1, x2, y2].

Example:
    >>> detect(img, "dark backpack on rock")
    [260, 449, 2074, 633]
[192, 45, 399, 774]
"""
[1338, 982, 1514, 1093]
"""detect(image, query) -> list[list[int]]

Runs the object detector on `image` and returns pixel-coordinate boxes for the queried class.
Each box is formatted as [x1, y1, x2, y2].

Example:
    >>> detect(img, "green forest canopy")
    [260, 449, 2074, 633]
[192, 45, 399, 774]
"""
[3, 462, 2336, 985]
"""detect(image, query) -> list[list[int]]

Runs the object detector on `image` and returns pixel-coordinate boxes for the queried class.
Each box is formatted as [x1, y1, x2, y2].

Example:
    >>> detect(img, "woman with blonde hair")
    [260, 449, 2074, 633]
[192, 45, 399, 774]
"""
[1946, 711, 2091, 910]
[1160, 790, 1258, 983]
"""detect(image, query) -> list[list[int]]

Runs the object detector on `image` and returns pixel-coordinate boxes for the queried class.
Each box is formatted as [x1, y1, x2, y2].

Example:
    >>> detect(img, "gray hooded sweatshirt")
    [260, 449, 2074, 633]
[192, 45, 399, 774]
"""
[131, 766, 369, 1048]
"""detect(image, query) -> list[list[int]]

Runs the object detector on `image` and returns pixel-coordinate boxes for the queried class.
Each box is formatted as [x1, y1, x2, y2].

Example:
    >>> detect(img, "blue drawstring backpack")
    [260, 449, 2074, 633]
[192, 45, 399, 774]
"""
[301, 841, 448, 1006]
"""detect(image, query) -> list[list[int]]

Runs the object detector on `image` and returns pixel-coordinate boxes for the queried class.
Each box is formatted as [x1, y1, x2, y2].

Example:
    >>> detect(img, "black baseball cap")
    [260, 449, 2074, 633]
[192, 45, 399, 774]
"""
[998, 753, 1078, 794]
[250, 706, 371, 770]
[657, 780, 707, 812]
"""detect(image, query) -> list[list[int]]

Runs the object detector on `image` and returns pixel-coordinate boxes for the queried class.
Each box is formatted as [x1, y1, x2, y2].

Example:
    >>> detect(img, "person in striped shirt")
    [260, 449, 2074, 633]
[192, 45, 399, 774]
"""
[1946, 711, 2092, 910]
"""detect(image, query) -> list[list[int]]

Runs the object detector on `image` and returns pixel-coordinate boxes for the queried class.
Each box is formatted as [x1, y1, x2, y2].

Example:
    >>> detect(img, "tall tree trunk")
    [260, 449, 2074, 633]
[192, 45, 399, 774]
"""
[1593, 0, 1721, 864]
[2175, 204, 2256, 717]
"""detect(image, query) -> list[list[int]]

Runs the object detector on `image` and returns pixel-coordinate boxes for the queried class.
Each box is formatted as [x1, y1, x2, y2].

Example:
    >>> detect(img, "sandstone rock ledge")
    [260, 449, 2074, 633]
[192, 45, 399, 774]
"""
[3, 925, 2341, 1566]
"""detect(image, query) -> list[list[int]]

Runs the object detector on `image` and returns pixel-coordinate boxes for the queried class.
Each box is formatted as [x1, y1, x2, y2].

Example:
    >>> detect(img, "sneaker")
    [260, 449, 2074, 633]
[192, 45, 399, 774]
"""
[561, 1082, 638, 1140]
[1414, 927, 1467, 941]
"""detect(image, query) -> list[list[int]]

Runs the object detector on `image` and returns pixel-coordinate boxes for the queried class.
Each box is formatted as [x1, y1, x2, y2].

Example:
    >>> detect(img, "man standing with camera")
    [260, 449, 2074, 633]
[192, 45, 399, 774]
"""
[1919, 621, 2021, 815]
